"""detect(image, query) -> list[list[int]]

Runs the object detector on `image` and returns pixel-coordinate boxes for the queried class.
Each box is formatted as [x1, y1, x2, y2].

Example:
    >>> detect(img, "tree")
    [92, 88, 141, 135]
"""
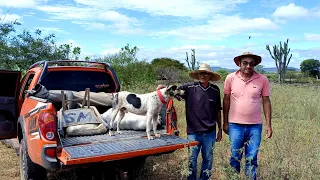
[300, 59, 320, 78]
[97, 43, 139, 66]
[254, 65, 266, 74]
[0, 20, 82, 71]
[185, 49, 199, 71]
[151, 57, 188, 71]
[266, 38, 292, 83]
[216, 69, 229, 81]
[156, 66, 181, 85]
[91, 43, 157, 87]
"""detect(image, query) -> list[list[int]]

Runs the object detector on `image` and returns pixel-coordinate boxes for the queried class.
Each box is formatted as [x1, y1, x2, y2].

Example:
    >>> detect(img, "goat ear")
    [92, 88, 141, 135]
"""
[167, 85, 177, 91]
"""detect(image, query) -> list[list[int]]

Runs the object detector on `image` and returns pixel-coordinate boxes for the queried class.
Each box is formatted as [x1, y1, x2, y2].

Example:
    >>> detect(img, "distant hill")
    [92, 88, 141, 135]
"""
[211, 66, 238, 72]
[261, 67, 300, 73]
[211, 66, 300, 73]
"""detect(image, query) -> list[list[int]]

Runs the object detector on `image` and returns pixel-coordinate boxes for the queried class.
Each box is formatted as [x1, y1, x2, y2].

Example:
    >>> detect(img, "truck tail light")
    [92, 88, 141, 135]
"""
[38, 112, 57, 141]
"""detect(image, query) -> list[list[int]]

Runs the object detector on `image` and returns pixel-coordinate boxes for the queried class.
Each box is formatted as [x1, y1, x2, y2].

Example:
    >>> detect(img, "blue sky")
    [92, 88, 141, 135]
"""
[0, 0, 319, 69]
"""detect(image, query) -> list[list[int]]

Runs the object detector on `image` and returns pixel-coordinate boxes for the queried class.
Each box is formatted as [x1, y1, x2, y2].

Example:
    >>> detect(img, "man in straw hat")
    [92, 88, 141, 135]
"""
[157, 62, 223, 180]
[223, 52, 273, 180]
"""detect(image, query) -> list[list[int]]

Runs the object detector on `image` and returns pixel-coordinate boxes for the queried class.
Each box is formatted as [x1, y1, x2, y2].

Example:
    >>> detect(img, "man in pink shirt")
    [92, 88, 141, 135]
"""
[223, 52, 272, 180]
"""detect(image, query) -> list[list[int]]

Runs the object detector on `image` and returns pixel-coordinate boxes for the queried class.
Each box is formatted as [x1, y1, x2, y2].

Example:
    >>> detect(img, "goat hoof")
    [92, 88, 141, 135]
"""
[109, 131, 115, 136]
[148, 136, 154, 140]
[155, 133, 161, 138]
[117, 131, 122, 134]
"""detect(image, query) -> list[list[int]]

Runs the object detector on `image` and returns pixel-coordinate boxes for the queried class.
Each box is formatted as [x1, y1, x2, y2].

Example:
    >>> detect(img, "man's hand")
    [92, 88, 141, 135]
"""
[265, 126, 273, 138]
[223, 123, 229, 135]
[216, 129, 222, 142]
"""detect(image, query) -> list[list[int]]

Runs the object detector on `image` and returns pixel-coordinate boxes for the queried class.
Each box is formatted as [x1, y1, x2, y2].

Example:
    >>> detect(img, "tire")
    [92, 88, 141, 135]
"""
[126, 157, 146, 180]
[19, 139, 47, 180]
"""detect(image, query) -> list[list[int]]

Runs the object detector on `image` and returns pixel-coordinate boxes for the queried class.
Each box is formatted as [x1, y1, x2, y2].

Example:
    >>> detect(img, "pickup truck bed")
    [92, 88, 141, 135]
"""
[58, 130, 193, 165]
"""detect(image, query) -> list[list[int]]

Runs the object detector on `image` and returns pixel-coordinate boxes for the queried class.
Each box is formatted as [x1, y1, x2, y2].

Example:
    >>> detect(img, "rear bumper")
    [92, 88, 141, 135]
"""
[41, 144, 59, 170]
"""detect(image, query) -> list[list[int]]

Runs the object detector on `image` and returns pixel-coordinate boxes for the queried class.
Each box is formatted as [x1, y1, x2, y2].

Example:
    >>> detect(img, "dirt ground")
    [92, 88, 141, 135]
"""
[0, 142, 20, 180]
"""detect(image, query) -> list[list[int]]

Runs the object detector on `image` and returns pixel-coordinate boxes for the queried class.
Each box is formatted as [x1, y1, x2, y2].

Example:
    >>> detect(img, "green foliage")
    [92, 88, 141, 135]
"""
[254, 65, 266, 74]
[151, 57, 188, 71]
[300, 59, 320, 77]
[114, 61, 156, 89]
[151, 57, 188, 85]
[92, 43, 156, 89]
[216, 69, 230, 81]
[266, 38, 292, 83]
[285, 70, 298, 80]
[0, 21, 81, 71]
[265, 73, 278, 82]
[97, 44, 139, 67]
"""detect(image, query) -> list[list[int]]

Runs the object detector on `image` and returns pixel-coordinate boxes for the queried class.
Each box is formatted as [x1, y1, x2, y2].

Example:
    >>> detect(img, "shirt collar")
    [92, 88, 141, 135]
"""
[235, 70, 260, 82]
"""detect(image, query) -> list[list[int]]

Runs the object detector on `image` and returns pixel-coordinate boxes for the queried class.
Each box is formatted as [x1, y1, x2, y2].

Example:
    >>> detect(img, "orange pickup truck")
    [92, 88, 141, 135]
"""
[0, 60, 197, 180]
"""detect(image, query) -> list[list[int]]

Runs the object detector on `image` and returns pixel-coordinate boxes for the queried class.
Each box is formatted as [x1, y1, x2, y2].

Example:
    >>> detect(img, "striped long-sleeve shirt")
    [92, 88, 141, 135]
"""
[178, 82, 222, 134]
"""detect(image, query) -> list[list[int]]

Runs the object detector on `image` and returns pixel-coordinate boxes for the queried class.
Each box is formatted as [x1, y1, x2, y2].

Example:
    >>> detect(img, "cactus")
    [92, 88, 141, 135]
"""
[266, 39, 292, 83]
[185, 49, 199, 70]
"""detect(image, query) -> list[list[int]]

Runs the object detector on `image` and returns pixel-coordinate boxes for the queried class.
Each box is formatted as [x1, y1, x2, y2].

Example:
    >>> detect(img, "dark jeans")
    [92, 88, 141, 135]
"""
[229, 123, 262, 180]
[187, 130, 216, 180]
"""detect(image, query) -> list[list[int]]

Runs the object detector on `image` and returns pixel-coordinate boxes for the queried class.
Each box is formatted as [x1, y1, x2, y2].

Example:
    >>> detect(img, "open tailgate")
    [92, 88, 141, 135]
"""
[57, 132, 197, 165]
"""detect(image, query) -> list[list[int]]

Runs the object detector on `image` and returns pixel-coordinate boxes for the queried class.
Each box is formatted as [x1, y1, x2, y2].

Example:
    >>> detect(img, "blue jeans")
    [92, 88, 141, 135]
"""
[187, 130, 216, 180]
[229, 123, 262, 180]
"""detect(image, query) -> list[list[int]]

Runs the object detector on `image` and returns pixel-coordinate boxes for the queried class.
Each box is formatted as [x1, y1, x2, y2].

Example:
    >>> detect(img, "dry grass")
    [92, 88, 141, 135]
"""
[1, 83, 319, 179]
[0, 143, 19, 180]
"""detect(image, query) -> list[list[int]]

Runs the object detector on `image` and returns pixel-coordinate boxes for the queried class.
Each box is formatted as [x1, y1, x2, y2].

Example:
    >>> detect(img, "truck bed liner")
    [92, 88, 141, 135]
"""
[63, 134, 189, 159]
[58, 131, 197, 165]
[60, 130, 166, 146]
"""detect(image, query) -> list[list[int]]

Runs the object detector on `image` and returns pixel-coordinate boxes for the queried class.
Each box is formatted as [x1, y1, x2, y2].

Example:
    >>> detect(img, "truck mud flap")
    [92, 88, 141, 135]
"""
[57, 135, 197, 165]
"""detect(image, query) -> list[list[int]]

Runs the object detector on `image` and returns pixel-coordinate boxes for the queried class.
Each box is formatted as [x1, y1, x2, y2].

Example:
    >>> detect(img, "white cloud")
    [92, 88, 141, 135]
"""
[22, 12, 36, 17]
[0, 9, 22, 22]
[37, 6, 97, 20]
[73, 22, 108, 31]
[36, 5, 144, 35]
[272, 3, 309, 18]
[0, 0, 37, 8]
[102, 48, 121, 55]
[260, 0, 295, 8]
[304, 33, 320, 41]
[272, 3, 320, 19]
[152, 15, 279, 40]
[35, 27, 69, 34]
[293, 48, 320, 61]
[100, 11, 132, 23]
[74, 0, 248, 18]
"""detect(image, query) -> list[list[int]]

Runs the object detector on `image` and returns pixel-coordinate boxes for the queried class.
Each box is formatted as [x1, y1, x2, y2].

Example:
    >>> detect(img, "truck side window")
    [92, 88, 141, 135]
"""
[21, 73, 35, 102]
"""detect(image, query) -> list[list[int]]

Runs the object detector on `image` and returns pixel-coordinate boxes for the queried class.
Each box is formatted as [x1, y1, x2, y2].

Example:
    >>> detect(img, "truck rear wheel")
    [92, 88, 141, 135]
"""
[127, 157, 146, 179]
[19, 139, 47, 180]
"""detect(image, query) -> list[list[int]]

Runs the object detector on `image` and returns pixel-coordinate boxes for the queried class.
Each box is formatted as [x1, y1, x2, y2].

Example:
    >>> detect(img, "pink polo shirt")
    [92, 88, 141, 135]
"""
[224, 70, 270, 124]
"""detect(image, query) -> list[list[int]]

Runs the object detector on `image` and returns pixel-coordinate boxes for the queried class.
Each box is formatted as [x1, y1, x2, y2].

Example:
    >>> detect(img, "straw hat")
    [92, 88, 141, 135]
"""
[189, 63, 222, 81]
[234, 52, 262, 67]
